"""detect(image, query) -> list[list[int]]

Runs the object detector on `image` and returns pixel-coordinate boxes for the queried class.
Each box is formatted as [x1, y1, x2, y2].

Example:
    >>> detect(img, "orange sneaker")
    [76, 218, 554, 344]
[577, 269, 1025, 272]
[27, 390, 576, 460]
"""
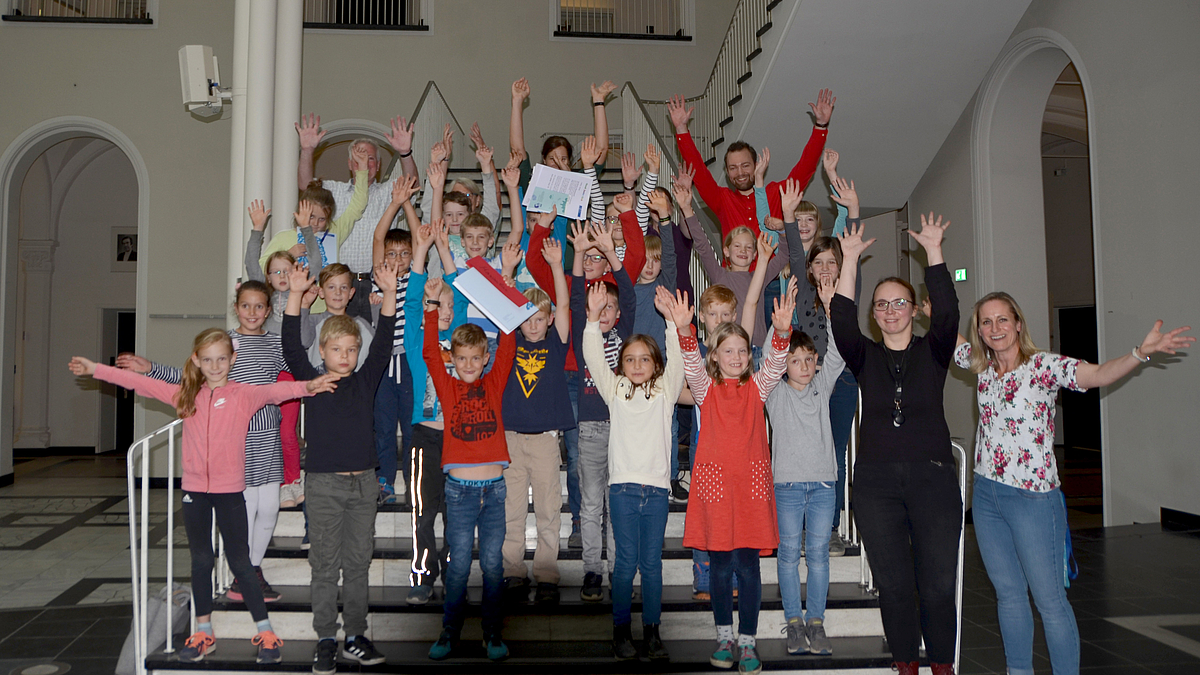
[178, 631, 216, 662]
[252, 630, 283, 664]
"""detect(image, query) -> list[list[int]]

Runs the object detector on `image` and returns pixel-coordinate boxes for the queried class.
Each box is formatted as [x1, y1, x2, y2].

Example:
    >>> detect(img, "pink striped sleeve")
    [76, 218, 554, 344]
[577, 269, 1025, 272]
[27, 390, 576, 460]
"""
[753, 329, 791, 402]
[679, 331, 711, 405]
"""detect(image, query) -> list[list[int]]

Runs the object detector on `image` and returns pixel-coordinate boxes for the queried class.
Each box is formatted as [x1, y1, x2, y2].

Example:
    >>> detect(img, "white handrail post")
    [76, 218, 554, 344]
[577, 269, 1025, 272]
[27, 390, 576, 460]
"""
[952, 440, 968, 675]
[126, 442, 144, 675]
[165, 426, 176, 653]
[139, 440, 149, 673]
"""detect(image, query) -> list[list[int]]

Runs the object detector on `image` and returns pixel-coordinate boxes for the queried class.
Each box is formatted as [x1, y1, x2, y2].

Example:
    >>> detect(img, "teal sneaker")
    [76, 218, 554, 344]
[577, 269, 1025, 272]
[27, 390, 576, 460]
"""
[428, 629, 456, 661]
[710, 639, 735, 669]
[738, 644, 762, 674]
[484, 634, 509, 661]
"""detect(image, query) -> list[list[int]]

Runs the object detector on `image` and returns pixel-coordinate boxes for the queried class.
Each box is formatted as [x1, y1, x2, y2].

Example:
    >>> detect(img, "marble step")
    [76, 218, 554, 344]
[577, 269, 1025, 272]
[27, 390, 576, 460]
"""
[147, 636, 906, 674]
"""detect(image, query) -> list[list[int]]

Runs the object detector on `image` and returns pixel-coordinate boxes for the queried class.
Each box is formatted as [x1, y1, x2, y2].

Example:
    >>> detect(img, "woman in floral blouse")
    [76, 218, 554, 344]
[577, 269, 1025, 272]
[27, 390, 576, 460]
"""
[954, 292, 1192, 675]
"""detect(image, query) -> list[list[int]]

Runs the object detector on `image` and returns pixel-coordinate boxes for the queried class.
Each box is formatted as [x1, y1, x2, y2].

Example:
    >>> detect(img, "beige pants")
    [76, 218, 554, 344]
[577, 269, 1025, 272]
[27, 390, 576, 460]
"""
[502, 430, 563, 584]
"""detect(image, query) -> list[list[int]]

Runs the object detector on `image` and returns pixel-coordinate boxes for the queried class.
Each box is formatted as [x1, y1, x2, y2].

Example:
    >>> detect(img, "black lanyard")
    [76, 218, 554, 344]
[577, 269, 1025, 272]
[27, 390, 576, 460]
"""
[883, 336, 914, 427]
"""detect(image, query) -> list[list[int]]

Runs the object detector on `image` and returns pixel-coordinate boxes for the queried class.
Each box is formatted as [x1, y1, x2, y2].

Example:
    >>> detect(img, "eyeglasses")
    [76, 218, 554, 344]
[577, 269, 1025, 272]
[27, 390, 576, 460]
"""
[873, 298, 910, 312]
[269, 270, 288, 276]
[584, 254, 606, 262]
[385, 250, 412, 259]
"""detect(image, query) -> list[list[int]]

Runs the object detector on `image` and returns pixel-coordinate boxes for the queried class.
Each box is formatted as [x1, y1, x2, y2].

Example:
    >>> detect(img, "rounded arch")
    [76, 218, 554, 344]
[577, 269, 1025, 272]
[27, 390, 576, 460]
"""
[970, 29, 1110, 522]
[0, 116, 151, 470]
[313, 118, 395, 179]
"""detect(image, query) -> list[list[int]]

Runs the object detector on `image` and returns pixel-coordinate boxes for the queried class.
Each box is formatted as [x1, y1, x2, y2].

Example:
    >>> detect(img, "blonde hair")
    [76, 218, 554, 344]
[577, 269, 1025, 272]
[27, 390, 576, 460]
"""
[319, 314, 361, 348]
[644, 234, 662, 259]
[460, 213, 494, 237]
[794, 200, 823, 232]
[318, 263, 353, 288]
[704, 321, 752, 386]
[722, 226, 756, 253]
[175, 329, 234, 419]
[966, 291, 1041, 374]
[451, 323, 488, 353]
[523, 287, 552, 317]
[266, 250, 296, 270]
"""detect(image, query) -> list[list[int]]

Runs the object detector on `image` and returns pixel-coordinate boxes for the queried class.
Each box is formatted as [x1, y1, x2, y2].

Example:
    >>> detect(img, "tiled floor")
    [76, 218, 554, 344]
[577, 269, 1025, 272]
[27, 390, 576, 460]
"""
[2, 454, 1199, 674]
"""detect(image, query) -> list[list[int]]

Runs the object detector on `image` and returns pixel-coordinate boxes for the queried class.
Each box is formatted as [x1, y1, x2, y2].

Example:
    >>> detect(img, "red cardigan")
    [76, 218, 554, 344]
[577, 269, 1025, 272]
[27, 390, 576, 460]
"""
[422, 310, 517, 468]
[675, 126, 828, 239]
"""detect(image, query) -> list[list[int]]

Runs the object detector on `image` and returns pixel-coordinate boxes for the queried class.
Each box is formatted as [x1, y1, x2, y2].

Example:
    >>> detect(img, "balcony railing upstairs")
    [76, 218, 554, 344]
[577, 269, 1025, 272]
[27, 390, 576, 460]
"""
[3, 0, 151, 23]
[303, 0, 429, 31]
[554, 0, 693, 41]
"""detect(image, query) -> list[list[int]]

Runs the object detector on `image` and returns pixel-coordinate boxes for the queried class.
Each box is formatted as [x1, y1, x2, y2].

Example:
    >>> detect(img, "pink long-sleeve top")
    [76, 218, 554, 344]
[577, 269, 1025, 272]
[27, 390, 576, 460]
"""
[93, 363, 312, 494]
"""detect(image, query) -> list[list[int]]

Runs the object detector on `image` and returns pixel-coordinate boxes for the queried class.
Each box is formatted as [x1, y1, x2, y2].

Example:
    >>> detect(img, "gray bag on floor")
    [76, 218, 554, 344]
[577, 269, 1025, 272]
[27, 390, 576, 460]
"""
[117, 583, 192, 675]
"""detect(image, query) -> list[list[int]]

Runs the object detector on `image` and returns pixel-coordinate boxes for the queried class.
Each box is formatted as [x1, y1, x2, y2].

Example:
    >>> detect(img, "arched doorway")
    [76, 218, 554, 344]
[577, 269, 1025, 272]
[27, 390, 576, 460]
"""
[971, 30, 1108, 524]
[0, 118, 149, 481]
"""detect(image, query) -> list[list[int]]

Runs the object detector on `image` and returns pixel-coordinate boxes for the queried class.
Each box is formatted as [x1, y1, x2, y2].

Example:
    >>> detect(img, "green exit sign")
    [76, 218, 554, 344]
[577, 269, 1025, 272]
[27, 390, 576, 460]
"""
[954, 268, 968, 282]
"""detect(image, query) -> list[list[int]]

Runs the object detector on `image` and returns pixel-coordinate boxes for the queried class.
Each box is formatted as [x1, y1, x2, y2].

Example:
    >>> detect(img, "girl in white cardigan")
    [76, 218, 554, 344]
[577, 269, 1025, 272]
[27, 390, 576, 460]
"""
[582, 283, 686, 662]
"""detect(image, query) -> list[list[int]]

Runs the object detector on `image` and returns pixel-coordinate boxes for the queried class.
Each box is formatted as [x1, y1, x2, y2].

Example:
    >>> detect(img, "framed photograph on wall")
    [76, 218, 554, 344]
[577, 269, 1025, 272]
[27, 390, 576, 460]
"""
[111, 227, 138, 272]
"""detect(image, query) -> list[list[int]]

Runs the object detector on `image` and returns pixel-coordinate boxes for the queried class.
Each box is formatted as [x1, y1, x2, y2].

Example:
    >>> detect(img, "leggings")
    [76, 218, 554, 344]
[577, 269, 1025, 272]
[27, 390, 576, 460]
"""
[182, 491, 267, 620]
[243, 482, 281, 567]
[278, 371, 302, 485]
[710, 548, 763, 637]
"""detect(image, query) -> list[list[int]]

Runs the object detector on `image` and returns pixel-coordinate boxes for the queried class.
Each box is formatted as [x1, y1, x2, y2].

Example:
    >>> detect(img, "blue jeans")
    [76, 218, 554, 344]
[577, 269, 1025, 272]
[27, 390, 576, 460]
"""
[610, 483, 669, 626]
[775, 481, 837, 621]
[828, 369, 858, 528]
[564, 370, 581, 522]
[670, 414, 679, 482]
[373, 356, 414, 487]
[710, 548, 762, 636]
[442, 475, 507, 637]
[972, 474, 1079, 675]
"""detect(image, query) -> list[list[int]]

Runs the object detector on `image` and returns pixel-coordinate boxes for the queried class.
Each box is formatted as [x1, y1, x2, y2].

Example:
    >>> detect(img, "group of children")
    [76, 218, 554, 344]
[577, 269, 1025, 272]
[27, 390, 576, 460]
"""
[68, 79, 864, 675]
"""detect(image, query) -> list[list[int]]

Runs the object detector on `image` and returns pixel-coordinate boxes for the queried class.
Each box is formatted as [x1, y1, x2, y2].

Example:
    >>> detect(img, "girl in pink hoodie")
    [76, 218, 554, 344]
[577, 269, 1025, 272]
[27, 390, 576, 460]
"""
[69, 328, 337, 665]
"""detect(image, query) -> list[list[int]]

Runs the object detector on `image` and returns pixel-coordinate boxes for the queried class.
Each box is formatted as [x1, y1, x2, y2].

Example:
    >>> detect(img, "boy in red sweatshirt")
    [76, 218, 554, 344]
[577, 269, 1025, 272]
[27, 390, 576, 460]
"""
[423, 310, 517, 662]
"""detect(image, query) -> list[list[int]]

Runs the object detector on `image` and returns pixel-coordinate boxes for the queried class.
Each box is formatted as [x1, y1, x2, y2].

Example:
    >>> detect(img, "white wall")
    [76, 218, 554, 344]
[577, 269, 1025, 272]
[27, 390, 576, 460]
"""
[907, 0, 1200, 524]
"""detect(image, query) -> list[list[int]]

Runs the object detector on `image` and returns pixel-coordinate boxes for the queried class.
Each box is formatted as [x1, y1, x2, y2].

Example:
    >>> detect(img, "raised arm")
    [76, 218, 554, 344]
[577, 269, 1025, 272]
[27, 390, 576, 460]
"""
[740, 232, 777, 336]
[663, 289, 710, 404]
[385, 115, 418, 179]
[475, 135, 502, 226]
[649, 190, 678, 292]
[540, 237, 571, 343]
[668, 95, 723, 207]
[591, 80, 616, 161]
[296, 113, 325, 190]
[1075, 321, 1194, 389]
[509, 78, 530, 162]
[327, 160, 370, 243]
[682, 214, 725, 282]
[823, 150, 849, 237]
[635, 145, 660, 234]
[752, 279, 798, 400]
[245, 199, 271, 282]
[581, 283, 618, 403]
[579, 137, 606, 227]
[372, 175, 419, 267]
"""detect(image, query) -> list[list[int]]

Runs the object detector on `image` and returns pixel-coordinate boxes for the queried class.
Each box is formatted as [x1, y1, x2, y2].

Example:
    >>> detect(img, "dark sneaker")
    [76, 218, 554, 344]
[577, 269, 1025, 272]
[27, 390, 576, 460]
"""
[567, 520, 582, 549]
[709, 639, 735, 669]
[784, 617, 807, 654]
[378, 477, 397, 505]
[829, 530, 846, 557]
[502, 576, 530, 603]
[253, 630, 283, 665]
[300, 532, 310, 550]
[428, 629, 457, 661]
[406, 583, 433, 605]
[612, 624, 637, 660]
[806, 618, 833, 655]
[671, 478, 689, 503]
[483, 634, 509, 661]
[580, 571, 603, 601]
[225, 579, 243, 602]
[343, 635, 386, 665]
[534, 582, 559, 605]
[738, 644, 762, 674]
[255, 567, 280, 602]
[178, 631, 216, 662]
[312, 638, 338, 675]
[644, 623, 669, 660]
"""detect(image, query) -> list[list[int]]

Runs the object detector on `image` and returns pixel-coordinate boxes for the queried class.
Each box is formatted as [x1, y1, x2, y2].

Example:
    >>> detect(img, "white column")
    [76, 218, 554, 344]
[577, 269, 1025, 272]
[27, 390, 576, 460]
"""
[226, 0, 251, 321]
[243, 0, 278, 313]
[14, 240, 55, 448]
[271, 0, 304, 239]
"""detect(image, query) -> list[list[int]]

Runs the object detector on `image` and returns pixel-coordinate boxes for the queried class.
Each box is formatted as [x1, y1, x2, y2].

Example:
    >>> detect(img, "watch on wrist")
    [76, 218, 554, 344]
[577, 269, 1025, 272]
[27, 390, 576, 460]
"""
[425, 299, 441, 307]
[1132, 346, 1150, 363]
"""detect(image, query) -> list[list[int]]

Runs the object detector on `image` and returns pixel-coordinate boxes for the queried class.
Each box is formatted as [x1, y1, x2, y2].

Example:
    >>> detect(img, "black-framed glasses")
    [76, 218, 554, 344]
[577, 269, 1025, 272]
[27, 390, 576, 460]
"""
[584, 254, 606, 262]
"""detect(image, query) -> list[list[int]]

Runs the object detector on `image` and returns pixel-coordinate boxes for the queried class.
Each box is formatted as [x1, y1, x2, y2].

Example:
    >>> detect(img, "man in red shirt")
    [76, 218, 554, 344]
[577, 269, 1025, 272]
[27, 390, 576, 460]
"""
[667, 89, 835, 240]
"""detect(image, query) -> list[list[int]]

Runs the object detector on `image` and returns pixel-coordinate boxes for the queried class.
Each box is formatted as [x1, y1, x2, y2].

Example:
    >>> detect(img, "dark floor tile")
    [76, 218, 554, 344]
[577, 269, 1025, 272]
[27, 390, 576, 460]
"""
[961, 646, 1007, 672]
[1077, 666, 1155, 675]
[81, 617, 132, 638]
[34, 605, 129, 622]
[57, 656, 120, 675]
[960, 621, 1002, 650]
[959, 655, 1000, 675]
[1079, 641, 1137, 669]
[0, 637, 65, 659]
[1163, 624, 1200, 642]
[57, 635, 125, 659]
[1069, 597, 1147, 619]
[1086, 634, 1200, 666]
[1076, 618, 1151, 642]
[10, 618, 95, 638]
[1146, 663, 1200, 675]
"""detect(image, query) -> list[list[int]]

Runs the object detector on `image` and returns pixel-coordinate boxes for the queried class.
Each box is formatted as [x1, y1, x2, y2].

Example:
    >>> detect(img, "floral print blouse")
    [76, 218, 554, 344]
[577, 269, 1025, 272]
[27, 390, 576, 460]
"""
[954, 343, 1084, 492]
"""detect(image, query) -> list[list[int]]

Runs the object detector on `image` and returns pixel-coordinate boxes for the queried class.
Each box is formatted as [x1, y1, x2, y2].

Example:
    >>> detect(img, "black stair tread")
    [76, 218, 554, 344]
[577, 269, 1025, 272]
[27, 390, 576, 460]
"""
[213, 581, 879, 615]
[148, 636, 904, 673]
[279, 500, 691, 514]
[264, 536, 697, 560]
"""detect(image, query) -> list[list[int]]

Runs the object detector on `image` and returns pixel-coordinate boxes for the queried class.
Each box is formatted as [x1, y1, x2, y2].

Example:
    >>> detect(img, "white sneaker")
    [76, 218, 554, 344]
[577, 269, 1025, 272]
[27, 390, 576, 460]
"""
[279, 481, 302, 508]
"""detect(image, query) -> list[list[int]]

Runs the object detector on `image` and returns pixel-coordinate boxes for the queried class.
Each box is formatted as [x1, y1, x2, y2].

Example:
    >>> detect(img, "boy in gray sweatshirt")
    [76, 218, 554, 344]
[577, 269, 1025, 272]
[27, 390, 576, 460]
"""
[765, 322, 844, 657]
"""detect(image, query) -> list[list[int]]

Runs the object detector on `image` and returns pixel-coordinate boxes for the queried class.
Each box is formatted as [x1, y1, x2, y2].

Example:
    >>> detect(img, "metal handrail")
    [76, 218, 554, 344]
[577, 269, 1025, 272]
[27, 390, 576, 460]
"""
[127, 418, 183, 675]
[383, 80, 469, 180]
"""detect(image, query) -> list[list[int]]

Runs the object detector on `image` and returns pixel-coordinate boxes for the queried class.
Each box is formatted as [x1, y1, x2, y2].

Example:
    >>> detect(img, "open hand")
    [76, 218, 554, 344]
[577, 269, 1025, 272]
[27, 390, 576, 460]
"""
[830, 177, 858, 213]
[754, 147, 770, 185]
[773, 277, 799, 334]
[306, 372, 341, 394]
[501, 164, 520, 189]
[659, 288, 693, 328]
[620, 151, 640, 188]
[541, 237, 563, 266]
[115, 353, 152, 373]
[431, 218, 451, 250]
[351, 144, 370, 172]
[469, 122, 486, 151]
[385, 115, 415, 155]
[68, 356, 97, 377]
[822, 149, 840, 178]
[779, 178, 804, 215]
[475, 143, 494, 171]
[579, 135, 601, 168]
[589, 220, 616, 252]
[837, 221, 875, 261]
[427, 159, 446, 188]
[809, 88, 836, 127]
[667, 95, 694, 134]
[644, 144, 661, 175]
[612, 192, 633, 214]
[295, 113, 325, 151]
[248, 199, 271, 231]
[391, 174, 419, 205]
[817, 274, 836, 312]
[591, 80, 616, 103]
[648, 189, 671, 219]
[586, 281, 608, 322]
[907, 212, 949, 252]
[756, 231, 777, 259]
[1138, 322, 1195, 357]
[534, 204, 558, 231]
[502, 238, 525, 273]
[373, 259, 398, 293]
[567, 220, 590, 247]
[288, 261, 315, 293]
[294, 200, 316, 231]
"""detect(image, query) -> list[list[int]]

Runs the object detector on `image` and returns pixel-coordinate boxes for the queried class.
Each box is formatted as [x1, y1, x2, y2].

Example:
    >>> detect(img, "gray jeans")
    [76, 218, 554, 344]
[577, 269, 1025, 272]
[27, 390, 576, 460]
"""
[578, 420, 614, 575]
[306, 471, 377, 638]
